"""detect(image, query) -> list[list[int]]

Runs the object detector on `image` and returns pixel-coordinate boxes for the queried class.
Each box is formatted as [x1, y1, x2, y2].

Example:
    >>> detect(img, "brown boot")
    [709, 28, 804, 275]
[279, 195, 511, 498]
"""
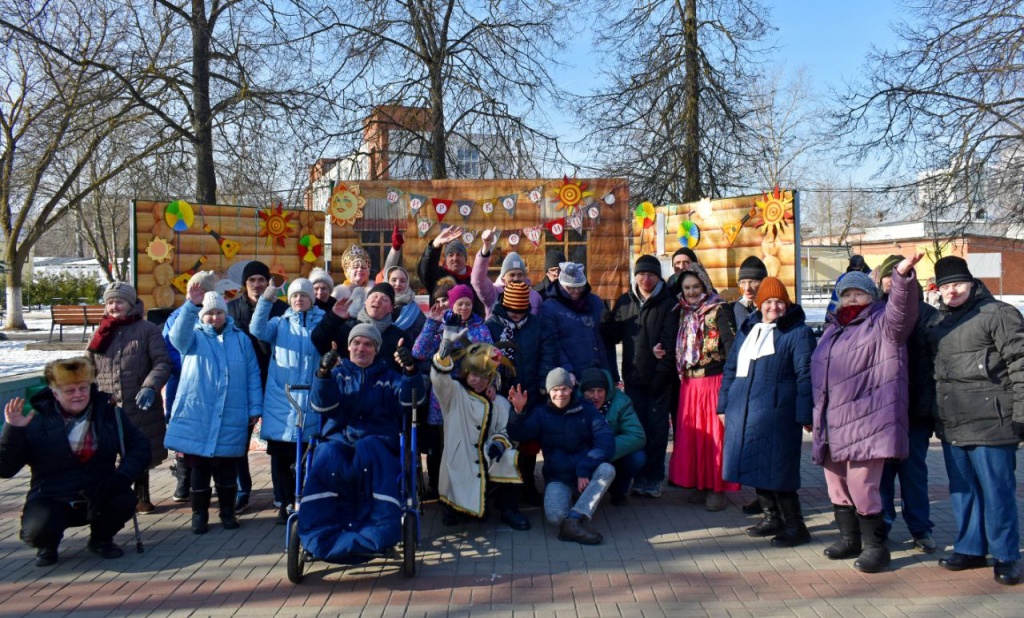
[558, 516, 602, 545]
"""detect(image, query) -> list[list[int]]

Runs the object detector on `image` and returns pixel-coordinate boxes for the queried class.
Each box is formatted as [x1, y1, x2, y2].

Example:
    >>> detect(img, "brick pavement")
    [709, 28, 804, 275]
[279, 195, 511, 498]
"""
[1, 438, 1023, 617]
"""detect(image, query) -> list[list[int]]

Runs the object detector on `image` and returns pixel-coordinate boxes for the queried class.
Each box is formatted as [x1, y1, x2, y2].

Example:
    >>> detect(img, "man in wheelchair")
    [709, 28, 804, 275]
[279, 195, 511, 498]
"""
[305, 324, 425, 563]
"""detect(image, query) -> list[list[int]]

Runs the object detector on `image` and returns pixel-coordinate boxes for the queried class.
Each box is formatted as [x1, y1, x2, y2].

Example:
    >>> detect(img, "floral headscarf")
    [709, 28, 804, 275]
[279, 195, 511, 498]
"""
[675, 263, 724, 371]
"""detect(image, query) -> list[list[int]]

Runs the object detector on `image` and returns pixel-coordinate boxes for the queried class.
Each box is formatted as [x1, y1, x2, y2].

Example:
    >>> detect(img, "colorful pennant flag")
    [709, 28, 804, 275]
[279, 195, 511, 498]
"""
[433, 197, 453, 222]
[481, 199, 495, 216]
[386, 186, 404, 205]
[507, 231, 521, 246]
[544, 218, 566, 240]
[567, 209, 583, 235]
[456, 200, 475, 223]
[499, 194, 517, 218]
[525, 226, 543, 246]
[529, 187, 543, 204]
[409, 193, 427, 214]
[416, 216, 435, 238]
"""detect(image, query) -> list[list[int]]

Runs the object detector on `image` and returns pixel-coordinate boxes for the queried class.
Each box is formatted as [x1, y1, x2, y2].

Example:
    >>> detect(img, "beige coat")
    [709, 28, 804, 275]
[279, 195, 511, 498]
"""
[90, 303, 172, 468]
[431, 355, 520, 517]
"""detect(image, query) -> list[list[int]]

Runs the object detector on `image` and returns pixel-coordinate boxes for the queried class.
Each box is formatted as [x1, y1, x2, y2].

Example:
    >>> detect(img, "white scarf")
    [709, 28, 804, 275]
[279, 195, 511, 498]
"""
[736, 322, 776, 378]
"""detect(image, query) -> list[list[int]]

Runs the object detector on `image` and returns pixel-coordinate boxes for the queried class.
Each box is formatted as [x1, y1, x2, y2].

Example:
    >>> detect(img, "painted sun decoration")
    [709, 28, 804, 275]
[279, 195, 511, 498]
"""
[258, 202, 298, 248]
[554, 175, 593, 213]
[751, 186, 794, 238]
[328, 182, 366, 226]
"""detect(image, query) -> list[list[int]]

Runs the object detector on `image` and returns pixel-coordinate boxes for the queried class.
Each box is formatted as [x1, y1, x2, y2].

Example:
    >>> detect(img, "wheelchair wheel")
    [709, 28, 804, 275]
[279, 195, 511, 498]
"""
[402, 513, 417, 578]
[287, 517, 305, 584]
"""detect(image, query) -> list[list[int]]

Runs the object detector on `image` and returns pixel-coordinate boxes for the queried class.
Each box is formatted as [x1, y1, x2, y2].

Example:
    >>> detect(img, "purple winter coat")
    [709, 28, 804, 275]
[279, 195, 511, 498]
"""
[810, 268, 918, 464]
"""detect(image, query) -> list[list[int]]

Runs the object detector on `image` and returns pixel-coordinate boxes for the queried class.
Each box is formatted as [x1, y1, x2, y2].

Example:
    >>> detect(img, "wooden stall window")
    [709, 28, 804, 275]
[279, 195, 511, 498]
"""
[358, 231, 389, 276]
[545, 228, 589, 273]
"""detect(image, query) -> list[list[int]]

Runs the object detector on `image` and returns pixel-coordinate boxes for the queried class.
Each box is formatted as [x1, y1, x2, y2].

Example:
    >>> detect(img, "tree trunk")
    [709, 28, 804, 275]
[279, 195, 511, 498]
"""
[192, 0, 217, 203]
[681, 0, 701, 202]
[3, 255, 27, 330]
[429, 65, 448, 180]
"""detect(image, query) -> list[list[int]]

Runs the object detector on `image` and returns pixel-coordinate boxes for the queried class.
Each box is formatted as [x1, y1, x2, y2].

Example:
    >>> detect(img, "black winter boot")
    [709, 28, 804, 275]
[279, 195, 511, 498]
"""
[191, 489, 212, 534]
[172, 454, 190, 502]
[217, 486, 240, 530]
[853, 512, 891, 573]
[823, 505, 862, 559]
[746, 491, 783, 537]
[771, 493, 811, 548]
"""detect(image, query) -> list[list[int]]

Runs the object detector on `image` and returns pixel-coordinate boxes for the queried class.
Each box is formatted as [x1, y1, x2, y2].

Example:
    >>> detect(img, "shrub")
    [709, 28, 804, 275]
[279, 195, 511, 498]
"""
[25, 272, 105, 306]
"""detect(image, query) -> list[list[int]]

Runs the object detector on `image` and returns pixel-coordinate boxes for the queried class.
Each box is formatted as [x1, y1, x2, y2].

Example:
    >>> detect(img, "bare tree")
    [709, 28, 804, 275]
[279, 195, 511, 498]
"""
[0, 0, 172, 328]
[834, 0, 1024, 229]
[316, 0, 578, 179]
[578, 0, 772, 203]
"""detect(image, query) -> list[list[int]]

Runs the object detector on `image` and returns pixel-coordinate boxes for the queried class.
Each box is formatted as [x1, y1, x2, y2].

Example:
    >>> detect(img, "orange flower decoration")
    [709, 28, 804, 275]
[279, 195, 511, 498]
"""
[258, 202, 298, 248]
[554, 175, 593, 214]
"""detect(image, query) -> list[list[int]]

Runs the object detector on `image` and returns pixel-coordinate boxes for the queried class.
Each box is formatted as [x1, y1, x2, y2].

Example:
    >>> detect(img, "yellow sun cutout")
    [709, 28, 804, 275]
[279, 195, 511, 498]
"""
[258, 202, 298, 248]
[752, 186, 794, 238]
[145, 236, 174, 263]
[328, 182, 366, 227]
[554, 175, 593, 214]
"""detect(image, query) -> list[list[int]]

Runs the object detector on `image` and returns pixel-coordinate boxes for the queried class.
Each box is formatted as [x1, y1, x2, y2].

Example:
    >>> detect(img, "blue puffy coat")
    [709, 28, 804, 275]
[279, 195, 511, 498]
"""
[165, 302, 263, 458]
[250, 299, 325, 442]
[539, 283, 611, 379]
[310, 357, 425, 445]
[507, 394, 615, 486]
[718, 305, 815, 491]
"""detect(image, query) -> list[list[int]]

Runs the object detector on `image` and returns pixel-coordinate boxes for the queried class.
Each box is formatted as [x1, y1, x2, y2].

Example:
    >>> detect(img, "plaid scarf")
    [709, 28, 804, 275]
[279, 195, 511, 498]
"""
[676, 292, 725, 371]
[493, 314, 529, 363]
[59, 404, 96, 463]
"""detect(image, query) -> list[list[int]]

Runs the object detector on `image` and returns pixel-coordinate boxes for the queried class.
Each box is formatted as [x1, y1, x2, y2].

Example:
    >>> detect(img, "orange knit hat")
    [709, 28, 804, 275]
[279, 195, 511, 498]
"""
[754, 276, 791, 308]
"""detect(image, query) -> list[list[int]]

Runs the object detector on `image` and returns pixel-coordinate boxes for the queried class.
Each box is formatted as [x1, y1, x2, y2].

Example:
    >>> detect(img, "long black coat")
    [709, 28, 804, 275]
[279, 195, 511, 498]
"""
[602, 281, 678, 388]
[925, 280, 1024, 446]
[0, 386, 151, 502]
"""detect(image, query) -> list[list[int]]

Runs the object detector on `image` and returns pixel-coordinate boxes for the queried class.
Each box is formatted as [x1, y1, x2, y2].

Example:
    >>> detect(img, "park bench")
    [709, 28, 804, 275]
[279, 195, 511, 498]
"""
[48, 304, 105, 343]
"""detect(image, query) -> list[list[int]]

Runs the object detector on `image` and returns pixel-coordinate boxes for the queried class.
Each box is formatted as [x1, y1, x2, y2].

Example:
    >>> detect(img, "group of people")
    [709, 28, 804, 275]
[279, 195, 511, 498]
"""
[2, 228, 1022, 587]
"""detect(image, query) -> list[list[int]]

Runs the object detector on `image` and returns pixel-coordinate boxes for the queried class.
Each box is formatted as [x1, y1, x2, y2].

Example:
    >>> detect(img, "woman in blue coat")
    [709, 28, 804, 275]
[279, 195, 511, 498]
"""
[718, 277, 816, 548]
[250, 278, 325, 524]
[168, 285, 263, 533]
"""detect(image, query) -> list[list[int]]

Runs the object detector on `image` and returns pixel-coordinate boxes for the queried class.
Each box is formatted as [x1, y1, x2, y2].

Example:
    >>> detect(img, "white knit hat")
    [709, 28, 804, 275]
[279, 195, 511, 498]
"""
[308, 267, 334, 289]
[287, 278, 314, 301]
[198, 291, 228, 319]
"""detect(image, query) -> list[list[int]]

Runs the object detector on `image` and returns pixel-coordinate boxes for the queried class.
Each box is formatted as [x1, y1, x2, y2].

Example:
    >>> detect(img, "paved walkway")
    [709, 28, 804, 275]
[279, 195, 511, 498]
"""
[1, 438, 1023, 617]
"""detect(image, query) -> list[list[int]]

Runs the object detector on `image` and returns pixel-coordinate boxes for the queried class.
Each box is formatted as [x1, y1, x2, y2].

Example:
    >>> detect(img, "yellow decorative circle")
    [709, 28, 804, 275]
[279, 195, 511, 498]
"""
[145, 237, 173, 262]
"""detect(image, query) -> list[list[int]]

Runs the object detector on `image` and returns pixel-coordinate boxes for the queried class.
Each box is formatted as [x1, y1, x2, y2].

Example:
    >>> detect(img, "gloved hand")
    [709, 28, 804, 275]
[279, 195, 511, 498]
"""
[395, 345, 416, 373]
[261, 283, 278, 302]
[1013, 421, 1024, 441]
[318, 347, 340, 378]
[438, 327, 470, 360]
[443, 310, 463, 328]
[487, 442, 505, 462]
[391, 224, 404, 251]
[135, 387, 155, 410]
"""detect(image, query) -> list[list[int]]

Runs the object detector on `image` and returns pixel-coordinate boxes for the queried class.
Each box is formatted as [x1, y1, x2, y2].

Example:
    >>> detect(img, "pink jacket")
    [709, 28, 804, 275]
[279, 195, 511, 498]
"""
[470, 250, 543, 319]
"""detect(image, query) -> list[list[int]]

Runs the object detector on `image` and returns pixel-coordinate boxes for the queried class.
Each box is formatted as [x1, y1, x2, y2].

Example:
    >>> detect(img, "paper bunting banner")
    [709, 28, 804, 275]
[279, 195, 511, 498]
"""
[416, 216, 435, 238]
[409, 193, 427, 214]
[524, 226, 543, 246]
[386, 187, 404, 205]
[499, 194, 517, 217]
[456, 200, 475, 222]
[529, 187, 543, 204]
[544, 218, 566, 240]
[566, 209, 583, 235]
[433, 197, 453, 222]
[481, 199, 495, 216]
[507, 231, 521, 246]
[461, 230, 475, 246]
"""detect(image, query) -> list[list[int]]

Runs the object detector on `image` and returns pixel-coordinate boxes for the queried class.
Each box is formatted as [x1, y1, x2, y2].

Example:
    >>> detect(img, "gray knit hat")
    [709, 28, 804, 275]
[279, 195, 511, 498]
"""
[287, 278, 314, 301]
[444, 239, 467, 258]
[499, 252, 527, 280]
[348, 323, 382, 350]
[545, 367, 573, 391]
[103, 281, 137, 306]
[836, 271, 878, 300]
[558, 262, 587, 288]
[308, 267, 334, 289]
[198, 291, 228, 319]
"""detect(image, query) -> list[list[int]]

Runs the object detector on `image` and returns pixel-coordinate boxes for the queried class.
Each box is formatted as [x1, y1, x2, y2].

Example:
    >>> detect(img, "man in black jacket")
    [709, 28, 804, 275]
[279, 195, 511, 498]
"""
[226, 260, 287, 512]
[602, 255, 678, 498]
[0, 358, 151, 567]
[926, 256, 1024, 586]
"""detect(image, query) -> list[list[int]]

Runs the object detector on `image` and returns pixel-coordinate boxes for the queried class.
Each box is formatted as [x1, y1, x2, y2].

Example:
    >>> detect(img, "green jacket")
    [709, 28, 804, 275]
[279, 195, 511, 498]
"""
[579, 370, 646, 461]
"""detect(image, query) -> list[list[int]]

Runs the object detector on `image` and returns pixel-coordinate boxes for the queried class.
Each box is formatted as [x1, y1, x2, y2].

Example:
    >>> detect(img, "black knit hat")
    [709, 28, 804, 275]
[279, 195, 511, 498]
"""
[544, 249, 567, 271]
[737, 256, 768, 281]
[634, 255, 662, 278]
[673, 247, 698, 263]
[934, 256, 973, 286]
[241, 260, 271, 283]
[368, 282, 396, 305]
[847, 254, 870, 273]
[579, 368, 607, 394]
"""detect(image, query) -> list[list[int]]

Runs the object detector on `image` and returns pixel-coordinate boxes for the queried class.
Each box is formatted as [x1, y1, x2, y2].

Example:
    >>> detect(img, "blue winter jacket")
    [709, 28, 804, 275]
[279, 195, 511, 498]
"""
[539, 283, 611, 379]
[486, 305, 544, 407]
[718, 305, 816, 491]
[507, 394, 615, 485]
[165, 302, 263, 458]
[250, 299, 325, 443]
[310, 357, 425, 445]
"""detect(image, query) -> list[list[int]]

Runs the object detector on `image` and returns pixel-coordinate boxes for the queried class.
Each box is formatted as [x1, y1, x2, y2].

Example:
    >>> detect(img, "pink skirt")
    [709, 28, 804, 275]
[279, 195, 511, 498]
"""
[668, 374, 740, 492]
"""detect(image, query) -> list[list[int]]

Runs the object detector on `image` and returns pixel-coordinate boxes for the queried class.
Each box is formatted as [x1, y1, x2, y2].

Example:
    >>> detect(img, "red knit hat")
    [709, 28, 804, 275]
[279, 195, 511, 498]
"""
[754, 277, 791, 308]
